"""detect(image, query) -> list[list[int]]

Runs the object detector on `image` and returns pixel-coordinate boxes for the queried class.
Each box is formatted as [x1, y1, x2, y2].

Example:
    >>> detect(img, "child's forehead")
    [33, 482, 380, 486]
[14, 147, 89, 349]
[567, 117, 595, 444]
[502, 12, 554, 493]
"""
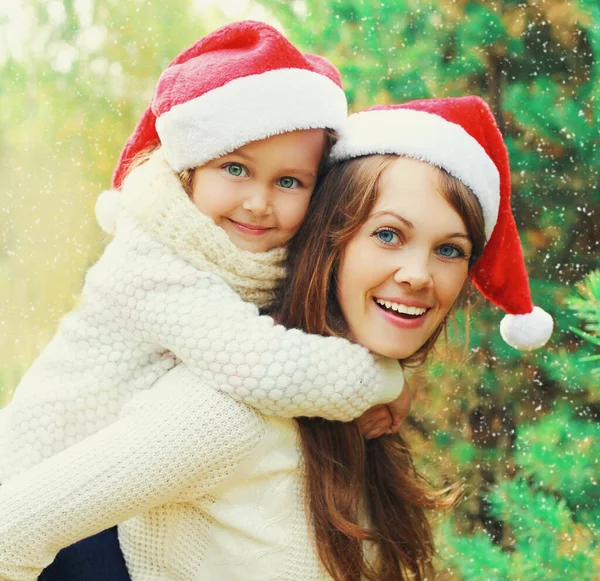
[217, 130, 326, 167]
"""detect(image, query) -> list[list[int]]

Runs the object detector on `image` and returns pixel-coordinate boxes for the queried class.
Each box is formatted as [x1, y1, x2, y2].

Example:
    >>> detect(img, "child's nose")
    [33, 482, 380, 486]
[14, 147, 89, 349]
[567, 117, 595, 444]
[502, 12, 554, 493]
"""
[242, 187, 271, 215]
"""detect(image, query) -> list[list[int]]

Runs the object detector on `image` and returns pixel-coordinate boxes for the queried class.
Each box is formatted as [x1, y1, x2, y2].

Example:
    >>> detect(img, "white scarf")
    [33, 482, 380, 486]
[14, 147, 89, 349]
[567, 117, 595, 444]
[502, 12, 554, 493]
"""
[119, 150, 287, 308]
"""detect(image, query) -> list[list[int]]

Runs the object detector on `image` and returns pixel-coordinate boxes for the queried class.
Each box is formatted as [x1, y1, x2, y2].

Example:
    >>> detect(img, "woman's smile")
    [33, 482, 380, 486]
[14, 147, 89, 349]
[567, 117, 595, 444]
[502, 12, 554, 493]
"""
[372, 297, 431, 329]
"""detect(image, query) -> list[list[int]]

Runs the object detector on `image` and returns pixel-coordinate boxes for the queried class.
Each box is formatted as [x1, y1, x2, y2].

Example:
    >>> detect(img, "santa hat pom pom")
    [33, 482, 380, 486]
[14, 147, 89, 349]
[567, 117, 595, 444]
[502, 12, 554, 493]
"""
[500, 306, 554, 351]
[95, 189, 121, 235]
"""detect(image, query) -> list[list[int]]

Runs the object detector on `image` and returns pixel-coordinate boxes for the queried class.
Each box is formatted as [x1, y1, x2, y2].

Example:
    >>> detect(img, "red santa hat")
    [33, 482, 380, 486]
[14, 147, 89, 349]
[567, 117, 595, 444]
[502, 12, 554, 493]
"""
[330, 96, 553, 351]
[96, 21, 347, 233]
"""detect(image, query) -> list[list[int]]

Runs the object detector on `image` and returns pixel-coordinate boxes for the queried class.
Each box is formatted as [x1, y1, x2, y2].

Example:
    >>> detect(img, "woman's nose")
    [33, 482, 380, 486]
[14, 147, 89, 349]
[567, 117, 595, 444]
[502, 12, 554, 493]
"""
[392, 254, 433, 290]
[242, 187, 271, 215]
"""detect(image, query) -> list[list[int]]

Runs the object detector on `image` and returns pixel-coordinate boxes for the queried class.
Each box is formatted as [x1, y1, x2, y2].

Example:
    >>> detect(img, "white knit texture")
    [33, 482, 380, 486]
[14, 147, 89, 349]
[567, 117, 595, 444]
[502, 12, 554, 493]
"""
[0, 154, 404, 484]
[119, 150, 289, 310]
[0, 365, 333, 580]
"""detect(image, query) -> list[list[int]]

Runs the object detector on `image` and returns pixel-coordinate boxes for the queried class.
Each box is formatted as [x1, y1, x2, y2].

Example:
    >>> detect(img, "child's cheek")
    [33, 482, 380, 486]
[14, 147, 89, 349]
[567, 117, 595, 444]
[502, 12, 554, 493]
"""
[289, 194, 312, 229]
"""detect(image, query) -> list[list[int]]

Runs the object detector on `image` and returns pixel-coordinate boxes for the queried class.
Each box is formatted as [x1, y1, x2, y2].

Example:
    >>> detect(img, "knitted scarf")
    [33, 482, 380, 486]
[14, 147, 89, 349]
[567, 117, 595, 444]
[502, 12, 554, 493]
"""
[118, 149, 287, 309]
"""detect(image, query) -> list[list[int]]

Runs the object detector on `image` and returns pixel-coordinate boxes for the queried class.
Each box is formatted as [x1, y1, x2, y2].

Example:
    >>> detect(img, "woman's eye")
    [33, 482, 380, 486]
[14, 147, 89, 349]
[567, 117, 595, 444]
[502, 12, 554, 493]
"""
[374, 229, 399, 245]
[225, 163, 248, 177]
[277, 176, 299, 189]
[437, 244, 464, 259]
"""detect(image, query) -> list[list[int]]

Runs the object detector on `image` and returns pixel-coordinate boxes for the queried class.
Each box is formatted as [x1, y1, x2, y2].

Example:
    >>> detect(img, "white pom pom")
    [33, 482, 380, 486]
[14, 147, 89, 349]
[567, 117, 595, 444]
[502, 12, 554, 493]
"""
[95, 189, 121, 235]
[500, 306, 554, 351]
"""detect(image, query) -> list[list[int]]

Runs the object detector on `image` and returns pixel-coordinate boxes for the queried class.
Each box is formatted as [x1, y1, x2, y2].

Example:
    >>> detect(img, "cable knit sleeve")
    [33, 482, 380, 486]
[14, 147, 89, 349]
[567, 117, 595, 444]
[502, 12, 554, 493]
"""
[99, 218, 404, 422]
[0, 365, 266, 581]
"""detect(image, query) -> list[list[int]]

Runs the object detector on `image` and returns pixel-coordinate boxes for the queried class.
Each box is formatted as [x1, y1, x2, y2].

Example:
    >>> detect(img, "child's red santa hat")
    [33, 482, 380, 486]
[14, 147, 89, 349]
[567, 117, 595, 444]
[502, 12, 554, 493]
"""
[96, 20, 347, 233]
[330, 96, 553, 351]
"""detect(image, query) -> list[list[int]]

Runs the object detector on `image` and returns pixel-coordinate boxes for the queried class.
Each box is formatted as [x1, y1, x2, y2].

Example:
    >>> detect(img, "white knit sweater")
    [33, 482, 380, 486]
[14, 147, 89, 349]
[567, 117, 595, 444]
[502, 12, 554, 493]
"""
[0, 152, 404, 579]
[0, 365, 333, 580]
[0, 151, 403, 483]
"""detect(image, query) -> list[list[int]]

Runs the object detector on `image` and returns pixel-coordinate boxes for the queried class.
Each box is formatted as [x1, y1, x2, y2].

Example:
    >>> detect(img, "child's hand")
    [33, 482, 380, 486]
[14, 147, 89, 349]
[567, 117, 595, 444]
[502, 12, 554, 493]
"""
[356, 385, 412, 439]
[386, 385, 411, 434]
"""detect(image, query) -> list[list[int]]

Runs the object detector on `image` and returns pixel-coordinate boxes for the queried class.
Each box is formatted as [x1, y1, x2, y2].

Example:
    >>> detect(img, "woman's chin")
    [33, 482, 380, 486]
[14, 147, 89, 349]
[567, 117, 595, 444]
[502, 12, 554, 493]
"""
[358, 336, 421, 361]
[345, 313, 433, 360]
[377, 346, 418, 360]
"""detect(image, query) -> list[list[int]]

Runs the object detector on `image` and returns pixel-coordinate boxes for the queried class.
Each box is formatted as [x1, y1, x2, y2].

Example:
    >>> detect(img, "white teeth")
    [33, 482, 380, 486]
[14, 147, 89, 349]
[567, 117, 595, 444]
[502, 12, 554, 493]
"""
[375, 298, 427, 316]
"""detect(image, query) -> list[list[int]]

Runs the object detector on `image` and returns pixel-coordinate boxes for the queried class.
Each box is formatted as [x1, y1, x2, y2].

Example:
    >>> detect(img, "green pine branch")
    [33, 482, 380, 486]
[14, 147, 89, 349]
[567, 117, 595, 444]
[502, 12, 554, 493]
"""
[568, 270, 600, 373]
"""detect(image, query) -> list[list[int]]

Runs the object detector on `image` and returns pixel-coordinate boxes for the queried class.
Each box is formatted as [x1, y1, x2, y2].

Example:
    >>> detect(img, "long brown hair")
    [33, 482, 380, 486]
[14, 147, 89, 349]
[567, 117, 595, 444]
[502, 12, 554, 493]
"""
[275, 155, 486, 580]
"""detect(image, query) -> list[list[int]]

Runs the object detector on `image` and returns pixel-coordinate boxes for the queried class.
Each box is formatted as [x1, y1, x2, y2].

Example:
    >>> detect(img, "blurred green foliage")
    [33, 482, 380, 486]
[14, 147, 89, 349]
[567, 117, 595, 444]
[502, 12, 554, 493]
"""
[1, 0, 598, 578]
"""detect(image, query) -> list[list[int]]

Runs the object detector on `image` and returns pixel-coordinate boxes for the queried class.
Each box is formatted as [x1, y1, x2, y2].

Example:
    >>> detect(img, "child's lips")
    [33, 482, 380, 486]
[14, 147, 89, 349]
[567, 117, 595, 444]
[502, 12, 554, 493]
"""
[228, 218, 273, 236]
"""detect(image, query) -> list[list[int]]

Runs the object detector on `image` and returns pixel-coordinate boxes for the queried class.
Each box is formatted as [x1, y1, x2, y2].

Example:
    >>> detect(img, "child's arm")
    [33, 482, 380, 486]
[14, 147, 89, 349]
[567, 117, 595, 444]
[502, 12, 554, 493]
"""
[104, 220, 404, 421]
[0, 365, 265, 581]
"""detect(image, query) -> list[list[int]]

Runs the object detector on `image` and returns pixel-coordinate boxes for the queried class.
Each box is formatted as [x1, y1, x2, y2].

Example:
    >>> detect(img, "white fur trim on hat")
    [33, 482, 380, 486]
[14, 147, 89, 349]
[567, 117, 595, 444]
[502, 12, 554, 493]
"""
[156, 68, 347, 173]
[330, 109, 501, 240]
[500, 306, 554, 350]
[95, 189, 120, 235]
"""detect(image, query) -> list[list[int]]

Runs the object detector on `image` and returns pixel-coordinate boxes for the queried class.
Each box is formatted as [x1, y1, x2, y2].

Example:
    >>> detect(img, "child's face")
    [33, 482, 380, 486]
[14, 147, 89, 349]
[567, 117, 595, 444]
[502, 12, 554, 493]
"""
[336, 157, 472, 360]
[191, 129, 326, 253]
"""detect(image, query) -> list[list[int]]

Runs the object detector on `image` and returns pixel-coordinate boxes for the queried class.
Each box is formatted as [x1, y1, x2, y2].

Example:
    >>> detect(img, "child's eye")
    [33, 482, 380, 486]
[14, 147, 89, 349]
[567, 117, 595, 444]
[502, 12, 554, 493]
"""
[277, 176, 299, 189]
[224, 163, 248, 177]
[373, 228, 400, 246]
[436, 244, 466, 259]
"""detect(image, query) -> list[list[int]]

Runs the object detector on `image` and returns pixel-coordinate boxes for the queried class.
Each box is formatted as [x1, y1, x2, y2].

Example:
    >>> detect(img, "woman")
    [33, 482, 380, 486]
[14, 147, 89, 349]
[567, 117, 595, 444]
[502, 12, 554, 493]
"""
[273, 96, 551, 580]
[7, 96, 551, 581]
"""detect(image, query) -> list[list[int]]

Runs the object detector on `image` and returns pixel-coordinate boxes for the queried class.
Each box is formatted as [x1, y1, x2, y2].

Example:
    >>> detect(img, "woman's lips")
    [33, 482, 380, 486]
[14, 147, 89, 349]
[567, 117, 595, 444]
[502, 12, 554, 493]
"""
[373, 298, 430, 329]
[228, 218, 273, 236]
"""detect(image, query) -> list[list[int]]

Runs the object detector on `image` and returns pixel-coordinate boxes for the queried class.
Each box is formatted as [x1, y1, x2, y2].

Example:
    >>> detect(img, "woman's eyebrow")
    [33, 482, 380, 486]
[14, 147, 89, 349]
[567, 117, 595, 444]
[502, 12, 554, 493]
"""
[371, 210, 471, 242]
[447, 233, 471, 242]
[370, 210, 414, 229]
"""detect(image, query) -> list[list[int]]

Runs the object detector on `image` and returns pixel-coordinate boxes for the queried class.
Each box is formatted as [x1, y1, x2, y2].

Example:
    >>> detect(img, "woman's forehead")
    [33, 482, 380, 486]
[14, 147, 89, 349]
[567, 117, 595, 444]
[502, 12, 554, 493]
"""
[373, 157, 469, 235]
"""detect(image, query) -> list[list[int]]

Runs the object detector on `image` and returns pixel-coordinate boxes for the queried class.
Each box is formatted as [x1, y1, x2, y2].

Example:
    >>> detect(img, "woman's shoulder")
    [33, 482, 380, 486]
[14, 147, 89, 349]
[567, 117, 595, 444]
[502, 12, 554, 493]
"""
[122, 364, 271, 447]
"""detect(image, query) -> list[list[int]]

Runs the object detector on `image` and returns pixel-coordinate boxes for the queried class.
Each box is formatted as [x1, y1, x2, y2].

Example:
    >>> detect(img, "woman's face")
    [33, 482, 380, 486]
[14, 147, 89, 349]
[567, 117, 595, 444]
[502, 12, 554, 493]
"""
[336, 157, 473, 360]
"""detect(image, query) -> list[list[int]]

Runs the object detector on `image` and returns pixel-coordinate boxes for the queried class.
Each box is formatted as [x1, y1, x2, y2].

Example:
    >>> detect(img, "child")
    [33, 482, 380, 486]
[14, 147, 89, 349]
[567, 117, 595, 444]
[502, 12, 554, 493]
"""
[0, 20, 404, 486]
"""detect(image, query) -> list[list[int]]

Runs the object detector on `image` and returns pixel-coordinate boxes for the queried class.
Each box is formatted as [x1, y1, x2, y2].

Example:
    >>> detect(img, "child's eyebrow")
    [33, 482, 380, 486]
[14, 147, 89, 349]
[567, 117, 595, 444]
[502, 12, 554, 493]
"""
[280, 168, 317, 179]
[224, 150, 316, 179]
[226, 149, 253, 161]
